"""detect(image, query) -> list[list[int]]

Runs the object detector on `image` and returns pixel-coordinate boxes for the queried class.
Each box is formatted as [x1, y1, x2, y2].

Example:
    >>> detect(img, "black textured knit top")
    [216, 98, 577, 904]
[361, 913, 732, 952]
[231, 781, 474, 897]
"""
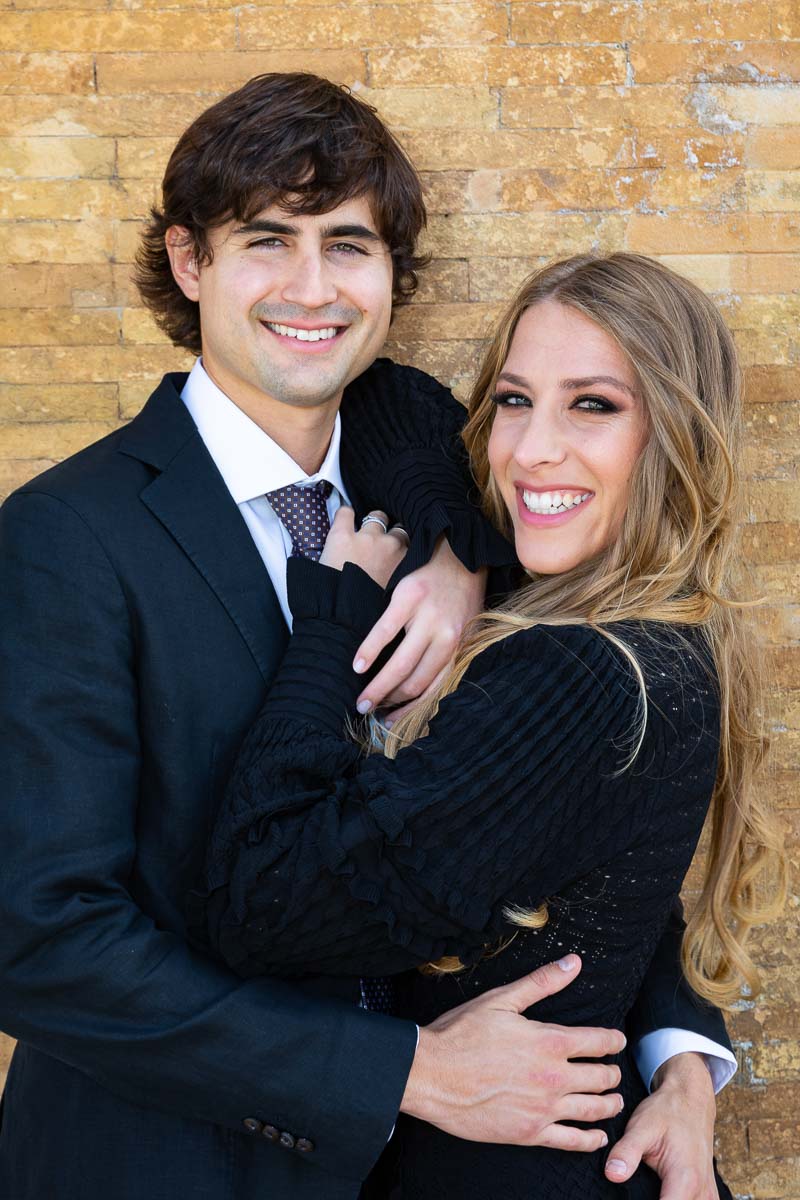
[192, 549, 721, 1198]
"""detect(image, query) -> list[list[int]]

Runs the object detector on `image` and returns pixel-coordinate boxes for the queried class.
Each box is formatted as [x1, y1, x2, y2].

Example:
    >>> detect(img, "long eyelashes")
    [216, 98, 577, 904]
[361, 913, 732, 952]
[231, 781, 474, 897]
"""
[492, 391, 620, 414]
[491, 392, 530, 407]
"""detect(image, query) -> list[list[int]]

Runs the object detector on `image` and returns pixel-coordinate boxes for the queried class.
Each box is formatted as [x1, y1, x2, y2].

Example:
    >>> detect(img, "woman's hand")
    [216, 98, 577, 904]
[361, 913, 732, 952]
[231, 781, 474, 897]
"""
[319, 506, 408, 589]
[605, 1052, 720, 1199]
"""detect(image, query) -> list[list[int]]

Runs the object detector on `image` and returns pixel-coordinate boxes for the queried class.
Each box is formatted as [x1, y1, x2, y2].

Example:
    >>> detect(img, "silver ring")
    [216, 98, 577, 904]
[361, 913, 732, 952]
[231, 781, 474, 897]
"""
[360, 515, 388, 534]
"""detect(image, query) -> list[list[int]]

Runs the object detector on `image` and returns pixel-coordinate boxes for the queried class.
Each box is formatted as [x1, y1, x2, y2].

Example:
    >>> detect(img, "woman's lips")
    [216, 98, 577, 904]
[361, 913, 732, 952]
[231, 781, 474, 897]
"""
[514, 486, 595, 527]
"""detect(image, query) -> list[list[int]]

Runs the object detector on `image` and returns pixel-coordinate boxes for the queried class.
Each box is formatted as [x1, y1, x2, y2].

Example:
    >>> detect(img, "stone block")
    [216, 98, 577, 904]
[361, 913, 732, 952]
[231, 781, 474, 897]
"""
[116, 137, 174, 180]
[745, 366, 799, 405]
[746, 128, 800, 171]
[632, 41, 800, 86]
[239, 5, 372, 49]
[0, 179, 154, 221]
[0, 383, 118, 421]
[119, 378, 160, 419]
[371, 3, 507, 48]
[426, 210, 625, 258]
[626, 212, 800, 255]
[0, 52, 94, 95]
[748, 170, 800, 212]
[366, 85, 498, 130]
[1, 264, 115, 309]
[97, 49, 367, 94]
[0, 11, 236, 53]
[0, 219, 114, 265]
[122, 307, 170, 345]
[0, 419, 122, 459]
[413, 258, 470, 303]
[114, 219, 147, 264]
[486, 45, 628, 87]
[0, 343, 192, 384]
[368, 47, 488, 87]
[637, 0, 773, 43]
[0, 308, 120, 347]
[391, 301, 500, 341]
[0, 135, 114, 179]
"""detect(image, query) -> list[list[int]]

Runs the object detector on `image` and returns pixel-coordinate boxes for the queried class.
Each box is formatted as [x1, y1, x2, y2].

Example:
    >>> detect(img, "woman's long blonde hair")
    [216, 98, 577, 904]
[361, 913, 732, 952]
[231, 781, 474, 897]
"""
[384, 253, 786, 1008]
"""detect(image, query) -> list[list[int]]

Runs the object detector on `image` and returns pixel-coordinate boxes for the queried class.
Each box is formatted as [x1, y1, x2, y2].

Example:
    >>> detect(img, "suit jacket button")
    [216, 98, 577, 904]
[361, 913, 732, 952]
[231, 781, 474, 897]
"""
[262, 1124, 279, 1143]
[279, 1131, 296, 1150]
[242, 1118, 262, 1134]
[296, 1138, 315, 1154]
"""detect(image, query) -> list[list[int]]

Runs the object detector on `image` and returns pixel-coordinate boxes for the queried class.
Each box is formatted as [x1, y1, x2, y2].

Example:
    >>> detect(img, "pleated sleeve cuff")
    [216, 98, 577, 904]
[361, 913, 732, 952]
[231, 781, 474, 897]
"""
[258, 558, 388, 737]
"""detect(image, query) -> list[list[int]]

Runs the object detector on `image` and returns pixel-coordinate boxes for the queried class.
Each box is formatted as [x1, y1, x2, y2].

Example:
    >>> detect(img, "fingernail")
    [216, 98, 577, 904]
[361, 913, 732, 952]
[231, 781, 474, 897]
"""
[356, 699, 372, 714]
[618, 1095, 625, 1113]
[384, 717, 394, 730]
[557, 954, 578, 971]
[607, 1159, 626, 1176]
[353, 658, 367, 674]
[599, 1134, 608, 1148]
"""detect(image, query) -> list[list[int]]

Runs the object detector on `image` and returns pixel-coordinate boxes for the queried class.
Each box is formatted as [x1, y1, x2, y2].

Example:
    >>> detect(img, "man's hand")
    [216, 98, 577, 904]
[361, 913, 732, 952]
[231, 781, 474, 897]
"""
[400, 955, 625, 1149]
[352, 535, 486, 715]
[605, 1052, 719, 1198]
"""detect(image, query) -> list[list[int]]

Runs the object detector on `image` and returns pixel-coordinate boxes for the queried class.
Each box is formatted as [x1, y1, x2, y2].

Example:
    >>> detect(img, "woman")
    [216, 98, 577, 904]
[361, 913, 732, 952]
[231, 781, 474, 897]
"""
[192, 254, 785, 1197]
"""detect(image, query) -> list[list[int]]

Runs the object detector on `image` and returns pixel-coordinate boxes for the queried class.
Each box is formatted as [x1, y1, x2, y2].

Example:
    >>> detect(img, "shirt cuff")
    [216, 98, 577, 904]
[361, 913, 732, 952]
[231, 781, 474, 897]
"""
[635, 1028, 738, 1095]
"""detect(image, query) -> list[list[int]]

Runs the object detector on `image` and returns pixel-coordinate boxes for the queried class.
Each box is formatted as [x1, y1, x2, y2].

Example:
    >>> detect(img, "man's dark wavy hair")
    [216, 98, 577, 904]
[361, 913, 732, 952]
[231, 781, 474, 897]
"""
[135, 73, 429, 354]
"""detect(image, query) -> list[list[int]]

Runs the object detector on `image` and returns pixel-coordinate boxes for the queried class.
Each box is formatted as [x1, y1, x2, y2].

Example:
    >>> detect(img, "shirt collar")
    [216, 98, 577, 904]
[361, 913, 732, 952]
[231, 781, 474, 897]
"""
[180, 360, 347, 505]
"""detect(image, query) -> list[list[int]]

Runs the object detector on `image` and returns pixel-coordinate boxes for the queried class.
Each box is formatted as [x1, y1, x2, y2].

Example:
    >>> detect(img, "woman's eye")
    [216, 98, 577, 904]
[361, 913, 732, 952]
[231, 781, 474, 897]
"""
[574, 395, 618, 413]
[492, 392, 531, 408]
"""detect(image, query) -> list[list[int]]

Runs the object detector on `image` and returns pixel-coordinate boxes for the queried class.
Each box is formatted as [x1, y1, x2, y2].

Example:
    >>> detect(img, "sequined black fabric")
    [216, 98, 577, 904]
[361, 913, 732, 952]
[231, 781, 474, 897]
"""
[193, 563, 722, 1199]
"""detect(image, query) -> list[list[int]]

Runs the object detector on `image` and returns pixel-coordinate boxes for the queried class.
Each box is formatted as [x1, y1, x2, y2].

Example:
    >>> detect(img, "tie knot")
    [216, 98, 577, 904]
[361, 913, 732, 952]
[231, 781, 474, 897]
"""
[266, 481, 332, 562]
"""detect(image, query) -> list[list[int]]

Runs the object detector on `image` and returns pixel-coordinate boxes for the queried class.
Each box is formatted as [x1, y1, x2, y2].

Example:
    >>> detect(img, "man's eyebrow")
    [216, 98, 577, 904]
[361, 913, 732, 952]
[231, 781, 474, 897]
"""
[231, 219, 383, 243]
[560, 375, 638, 399]
[319, 223, 383, 242]
[233, 219, 299, 237]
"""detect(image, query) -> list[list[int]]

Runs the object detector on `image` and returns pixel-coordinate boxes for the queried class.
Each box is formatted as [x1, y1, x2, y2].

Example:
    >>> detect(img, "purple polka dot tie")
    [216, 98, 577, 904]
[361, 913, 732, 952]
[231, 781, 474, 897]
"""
[266, 481, 333, 562]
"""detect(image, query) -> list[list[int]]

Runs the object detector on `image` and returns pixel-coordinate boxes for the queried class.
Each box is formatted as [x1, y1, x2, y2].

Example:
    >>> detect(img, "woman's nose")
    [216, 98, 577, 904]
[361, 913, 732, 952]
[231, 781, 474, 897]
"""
[513, 408, 568, 470]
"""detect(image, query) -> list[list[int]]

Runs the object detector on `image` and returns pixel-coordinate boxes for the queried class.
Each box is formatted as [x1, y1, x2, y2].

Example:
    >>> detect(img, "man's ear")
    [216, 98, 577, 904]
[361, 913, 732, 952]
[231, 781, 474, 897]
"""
[165, 226, 201, 301]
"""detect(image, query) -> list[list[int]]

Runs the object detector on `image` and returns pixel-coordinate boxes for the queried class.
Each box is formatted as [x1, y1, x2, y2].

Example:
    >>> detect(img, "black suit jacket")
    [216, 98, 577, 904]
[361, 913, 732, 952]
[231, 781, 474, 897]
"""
[0, 366, 730, 1200]
[0, 373, 420, 1200]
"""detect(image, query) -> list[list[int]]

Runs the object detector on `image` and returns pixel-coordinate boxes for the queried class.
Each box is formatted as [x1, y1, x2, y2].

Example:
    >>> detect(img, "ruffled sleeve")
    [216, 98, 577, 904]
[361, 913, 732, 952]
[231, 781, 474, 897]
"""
[189, 585, 720, 982]
[339, 358, 515, 577]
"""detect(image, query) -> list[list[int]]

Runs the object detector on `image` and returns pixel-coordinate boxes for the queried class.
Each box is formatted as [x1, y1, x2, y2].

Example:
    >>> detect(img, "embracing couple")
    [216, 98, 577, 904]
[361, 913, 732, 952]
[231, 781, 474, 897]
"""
[0, 72, 783, 1199]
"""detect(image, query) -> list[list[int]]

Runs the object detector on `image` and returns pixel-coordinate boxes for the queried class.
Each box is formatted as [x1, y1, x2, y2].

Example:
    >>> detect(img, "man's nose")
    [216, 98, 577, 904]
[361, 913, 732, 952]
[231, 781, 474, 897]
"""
[280, 250, 338, 309]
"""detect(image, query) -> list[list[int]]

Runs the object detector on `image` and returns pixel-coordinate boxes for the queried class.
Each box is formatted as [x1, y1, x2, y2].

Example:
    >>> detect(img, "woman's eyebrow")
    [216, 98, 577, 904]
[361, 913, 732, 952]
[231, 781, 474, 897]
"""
[496, 372, 529, 388]
[561, 375, 637, 399]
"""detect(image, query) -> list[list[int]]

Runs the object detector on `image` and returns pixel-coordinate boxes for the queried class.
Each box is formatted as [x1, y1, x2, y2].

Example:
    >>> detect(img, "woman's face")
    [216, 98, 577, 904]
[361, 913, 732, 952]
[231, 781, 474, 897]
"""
[488, 299, 649, 575]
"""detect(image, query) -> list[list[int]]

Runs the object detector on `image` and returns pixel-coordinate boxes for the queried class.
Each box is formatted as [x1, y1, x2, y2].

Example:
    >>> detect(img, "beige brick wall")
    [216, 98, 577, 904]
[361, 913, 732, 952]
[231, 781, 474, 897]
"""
[0, 2, 797, 1194]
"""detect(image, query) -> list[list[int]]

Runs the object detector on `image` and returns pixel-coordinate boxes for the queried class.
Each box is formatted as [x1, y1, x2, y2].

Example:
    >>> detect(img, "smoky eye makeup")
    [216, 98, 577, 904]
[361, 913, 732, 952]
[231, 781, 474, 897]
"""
[491, 391, 531, 408]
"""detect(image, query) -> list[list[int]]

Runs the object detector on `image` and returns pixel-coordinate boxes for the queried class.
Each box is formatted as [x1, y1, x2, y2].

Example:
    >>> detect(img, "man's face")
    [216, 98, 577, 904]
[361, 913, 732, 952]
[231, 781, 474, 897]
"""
[177, 196, 394, 416]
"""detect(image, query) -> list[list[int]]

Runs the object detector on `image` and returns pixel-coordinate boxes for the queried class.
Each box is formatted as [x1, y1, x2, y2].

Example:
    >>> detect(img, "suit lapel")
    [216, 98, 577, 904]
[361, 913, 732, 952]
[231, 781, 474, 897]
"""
[119, 375, 289, 684]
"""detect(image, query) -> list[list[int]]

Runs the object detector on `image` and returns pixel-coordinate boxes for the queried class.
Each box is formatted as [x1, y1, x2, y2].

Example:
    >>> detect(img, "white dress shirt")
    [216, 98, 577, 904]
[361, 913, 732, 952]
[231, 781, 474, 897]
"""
[181, 359, 350, 629]
[180, 358, 736, 1095]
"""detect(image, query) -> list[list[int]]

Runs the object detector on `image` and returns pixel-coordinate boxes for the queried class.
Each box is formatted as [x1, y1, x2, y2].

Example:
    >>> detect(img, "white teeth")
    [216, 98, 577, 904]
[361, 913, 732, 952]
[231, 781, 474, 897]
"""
[266, 323, 339, 341]
[521, 490, 592, 515]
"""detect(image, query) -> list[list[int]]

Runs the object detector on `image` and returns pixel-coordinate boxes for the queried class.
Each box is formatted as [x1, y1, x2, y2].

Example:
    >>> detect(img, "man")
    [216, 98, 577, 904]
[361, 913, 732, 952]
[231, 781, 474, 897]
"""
[0, 73, 735, 1199]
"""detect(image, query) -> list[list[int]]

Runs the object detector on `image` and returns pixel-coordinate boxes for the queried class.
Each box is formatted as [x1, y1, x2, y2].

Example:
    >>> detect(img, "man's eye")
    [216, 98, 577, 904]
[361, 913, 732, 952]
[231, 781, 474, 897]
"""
[574, 395, 618, 413]
[329, 242, 367, 256]
[248, 237, 285, 249]
[491, 392, 530, 408]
